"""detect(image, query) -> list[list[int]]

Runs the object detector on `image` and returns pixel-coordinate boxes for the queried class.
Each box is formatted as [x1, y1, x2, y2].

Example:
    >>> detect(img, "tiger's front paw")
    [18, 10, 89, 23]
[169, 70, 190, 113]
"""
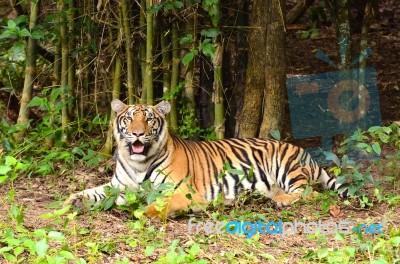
[145, 204, 168, 220]
[64, 192, 86, 210]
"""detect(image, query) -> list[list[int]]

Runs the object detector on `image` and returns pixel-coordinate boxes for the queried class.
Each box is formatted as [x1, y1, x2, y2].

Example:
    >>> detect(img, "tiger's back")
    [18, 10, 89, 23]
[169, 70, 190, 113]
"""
[166, 136, 342, 207]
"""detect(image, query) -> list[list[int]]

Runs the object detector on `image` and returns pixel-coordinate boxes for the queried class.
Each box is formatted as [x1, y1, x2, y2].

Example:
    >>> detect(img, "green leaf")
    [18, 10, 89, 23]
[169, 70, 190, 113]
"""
[200, 28, 220, 38]
[174, 1, 184, 8]
[145, 245, 156, 256]
[5, 156, 18, 166]
[7, 19, 17, 30]
[0, 166, 11, 175]
[27, 96, 45, 107]
[371, 142, 381, 155]
[76, 258, 87, 264]
[182, 51, 196, 65]
[179, 34, 193, 45]
[188, 243, 200, 256]
[317, 247, 328, 259]
[0, 30, 15, 39]
[50, 87, 63, 102]
[58, 250, 74, 260]
[227, 168, 245, 175]
[147, 3, 163, 14]
[3, 253, 17, 262]
[19, 28, 31, 37]
[323, 151, 340, 166]
[200, 42, 215, 58]
[371, 260, 388, 264]
[270, 130, 281, 140]
[345, 246, 356, 257]
[260, 253, 275, 260]
[0, 246, 12, 253]
[14, 15, 28, 25]
[11, 41, 25, 59]
[31, 29, 44, 39]
[389, 236, 400, 246]
[48, 231, 65, 242]
[356, 142, 370, 149]
[35, 238, 49, 257]
[13, 246, 25, 256]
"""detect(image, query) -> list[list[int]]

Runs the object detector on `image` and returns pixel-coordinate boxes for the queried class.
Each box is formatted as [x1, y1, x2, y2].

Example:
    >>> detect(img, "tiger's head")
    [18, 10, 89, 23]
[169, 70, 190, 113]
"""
[111, 99, 171, 161]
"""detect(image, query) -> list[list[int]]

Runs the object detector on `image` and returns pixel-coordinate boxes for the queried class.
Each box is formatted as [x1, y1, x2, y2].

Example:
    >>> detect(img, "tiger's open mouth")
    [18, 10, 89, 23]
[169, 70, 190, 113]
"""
[128, 141, 146, 155]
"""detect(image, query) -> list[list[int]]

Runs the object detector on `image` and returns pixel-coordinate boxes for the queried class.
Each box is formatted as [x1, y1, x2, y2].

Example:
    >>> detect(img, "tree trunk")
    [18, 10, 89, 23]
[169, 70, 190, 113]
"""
[213, 43, 224, 139]
[103, 55, 122, 156]
[169, 21, 179, 132]
[121, 0, 136, 104]
[327, 0, 352, 69]
[237, 0, 267, 138]
[183, 5, 196, 109]
[259, 0, 286, 138]
[161, 27, 171, 123]
[15, 0, 40, 142]
[144, 0, 154, 104]
[286, 0, 314, 24]
[60, 0, 70, 142]
[67, 0, 76, 118]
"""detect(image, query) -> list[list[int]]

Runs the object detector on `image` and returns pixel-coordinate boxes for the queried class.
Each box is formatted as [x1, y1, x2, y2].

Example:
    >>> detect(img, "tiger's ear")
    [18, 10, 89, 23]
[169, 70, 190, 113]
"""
[111, 99, 127, 113]
[154, 101, 171, 117]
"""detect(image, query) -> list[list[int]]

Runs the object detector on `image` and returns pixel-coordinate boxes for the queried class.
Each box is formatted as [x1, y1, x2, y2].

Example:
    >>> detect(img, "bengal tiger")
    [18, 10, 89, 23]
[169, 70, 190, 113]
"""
[64, 99, 348, 218]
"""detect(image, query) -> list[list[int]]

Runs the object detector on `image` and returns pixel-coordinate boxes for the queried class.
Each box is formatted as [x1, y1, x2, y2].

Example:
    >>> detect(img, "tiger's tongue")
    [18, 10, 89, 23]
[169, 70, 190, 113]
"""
[132, 142, 145, 154]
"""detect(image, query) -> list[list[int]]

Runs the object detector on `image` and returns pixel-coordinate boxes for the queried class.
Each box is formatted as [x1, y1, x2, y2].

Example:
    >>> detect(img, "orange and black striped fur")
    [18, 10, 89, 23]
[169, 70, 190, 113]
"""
[64, 100, 348, 218]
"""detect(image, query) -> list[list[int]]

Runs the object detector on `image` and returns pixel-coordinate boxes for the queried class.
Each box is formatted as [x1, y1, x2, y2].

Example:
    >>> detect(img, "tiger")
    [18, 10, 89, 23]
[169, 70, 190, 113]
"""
[64, 99, 348, 218]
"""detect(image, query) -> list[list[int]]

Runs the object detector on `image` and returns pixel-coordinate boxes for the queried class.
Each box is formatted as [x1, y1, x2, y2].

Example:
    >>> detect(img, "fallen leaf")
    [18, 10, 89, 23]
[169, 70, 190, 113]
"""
[329, 205, 344, 217]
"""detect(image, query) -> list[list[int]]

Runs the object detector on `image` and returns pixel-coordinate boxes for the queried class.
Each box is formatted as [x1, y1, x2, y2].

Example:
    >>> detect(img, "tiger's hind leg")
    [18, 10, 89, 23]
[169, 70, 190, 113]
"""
[271, 174, 313, 208]
[272, 188, 301, 207]
[145, 191, 207, 219]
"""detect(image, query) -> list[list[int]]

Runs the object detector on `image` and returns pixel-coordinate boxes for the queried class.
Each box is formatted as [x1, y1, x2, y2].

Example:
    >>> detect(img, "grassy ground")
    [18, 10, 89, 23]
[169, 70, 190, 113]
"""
[0, 139, 399, 263]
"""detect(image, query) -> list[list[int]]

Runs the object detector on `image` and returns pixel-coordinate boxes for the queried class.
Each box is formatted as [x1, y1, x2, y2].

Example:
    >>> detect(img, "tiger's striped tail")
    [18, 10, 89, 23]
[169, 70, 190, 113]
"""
[318, 169, 349, 198]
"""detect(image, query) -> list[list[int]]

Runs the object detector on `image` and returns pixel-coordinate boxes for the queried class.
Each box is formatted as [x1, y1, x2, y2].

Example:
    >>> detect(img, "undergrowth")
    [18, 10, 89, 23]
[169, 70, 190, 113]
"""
[1, 116, 400, 263]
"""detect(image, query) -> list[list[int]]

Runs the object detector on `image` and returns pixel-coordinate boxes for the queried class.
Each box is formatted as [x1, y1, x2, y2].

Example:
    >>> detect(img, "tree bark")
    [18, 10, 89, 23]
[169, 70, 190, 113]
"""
[103, 55, 122, 156]
[286, 0, 314, 24]
[15, 0, 40, 141]
[327, 0, 352, 69]
[121, 0, 136, 104]
[60, 0, 70, 142]
[259, 0, 286, 138]
[169, 21, 179, 132]
[144, 0, 154, 104]
[213, 43, 224, 139]
[237, 0, 267, 138]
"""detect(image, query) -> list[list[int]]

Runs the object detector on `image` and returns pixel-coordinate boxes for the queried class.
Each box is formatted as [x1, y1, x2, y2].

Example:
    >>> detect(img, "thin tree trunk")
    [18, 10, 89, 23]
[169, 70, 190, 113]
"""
[15, 0, 40, 141]
[286, 0, 314, 24]
[45, 13, 61, 147]
[183, 6, 196, 109]
[360, 0, 374, 70]
[121, 0, 135, 104]
[169, 21, 179, 131]
[327, 0, 352, 69]
[237, 0, 267, 138]
[161, 27, 171, 123]
[139, 0, 146, 102]
[103, 55, 122, 155]
[213, 43, 224, 139]
[60, 0, 70, 142]
[67, 0, 76, 117]
[259, 0, 286, 138]
[143, 0, 153, 104]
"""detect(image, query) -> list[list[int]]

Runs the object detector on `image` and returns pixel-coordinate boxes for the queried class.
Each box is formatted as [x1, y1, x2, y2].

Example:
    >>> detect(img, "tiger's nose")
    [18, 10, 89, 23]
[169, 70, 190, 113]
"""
[132, 131, 144, 137]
